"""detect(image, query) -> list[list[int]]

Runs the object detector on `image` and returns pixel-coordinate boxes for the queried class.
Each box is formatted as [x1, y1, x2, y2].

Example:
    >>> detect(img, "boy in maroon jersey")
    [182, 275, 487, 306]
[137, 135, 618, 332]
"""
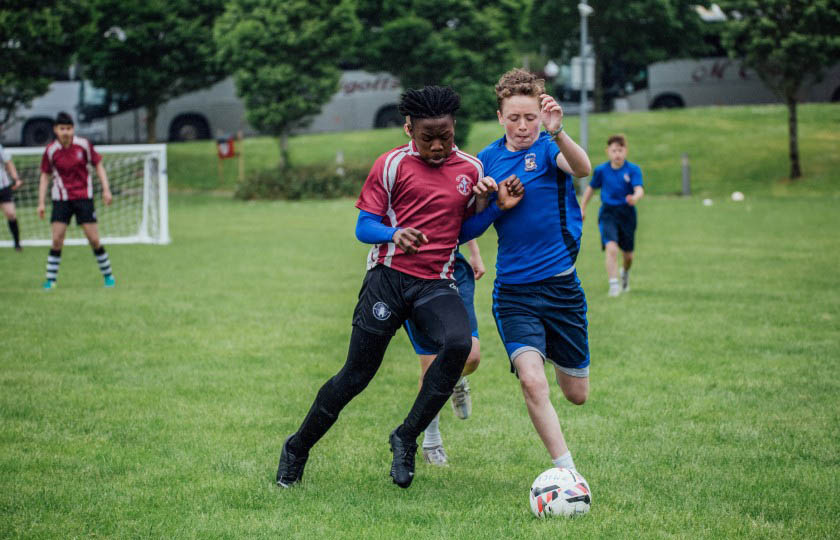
[37, 112, 115, 289]
[276, 86, 523, 489]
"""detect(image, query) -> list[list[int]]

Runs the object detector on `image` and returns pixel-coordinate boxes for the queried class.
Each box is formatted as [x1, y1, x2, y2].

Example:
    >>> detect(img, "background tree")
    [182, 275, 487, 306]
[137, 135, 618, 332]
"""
[0, 1, 87, 130]
[350, 0, 527, 146]
[528, 0, 714, 110]
[77, 0, 226, 143]
[215, 0, 361, 167]
[718, 0, 840, 179]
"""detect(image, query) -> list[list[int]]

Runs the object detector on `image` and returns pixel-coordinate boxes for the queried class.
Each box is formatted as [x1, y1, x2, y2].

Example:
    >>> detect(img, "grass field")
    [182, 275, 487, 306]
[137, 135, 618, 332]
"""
[168, 103, 840, 197]
[3, 103, 840, 537]
[3, 185, 840, 537]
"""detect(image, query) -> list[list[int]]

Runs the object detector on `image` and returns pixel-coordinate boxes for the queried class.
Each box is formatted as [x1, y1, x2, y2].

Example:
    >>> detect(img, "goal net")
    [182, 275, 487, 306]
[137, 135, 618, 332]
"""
[1, 144, 169, 247]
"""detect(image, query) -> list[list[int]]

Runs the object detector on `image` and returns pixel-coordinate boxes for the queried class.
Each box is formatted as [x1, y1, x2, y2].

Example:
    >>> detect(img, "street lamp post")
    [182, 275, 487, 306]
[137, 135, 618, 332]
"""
[578, 2, 593, 156]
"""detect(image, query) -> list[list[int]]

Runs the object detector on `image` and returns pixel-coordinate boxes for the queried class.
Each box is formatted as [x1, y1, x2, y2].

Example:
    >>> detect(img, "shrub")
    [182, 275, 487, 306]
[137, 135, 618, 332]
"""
[234, 164, 368, 200]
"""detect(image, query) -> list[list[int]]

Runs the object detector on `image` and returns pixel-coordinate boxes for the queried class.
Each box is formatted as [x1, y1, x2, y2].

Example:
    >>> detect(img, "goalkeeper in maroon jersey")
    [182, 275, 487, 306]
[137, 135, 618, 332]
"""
[37, 112, 115, 289]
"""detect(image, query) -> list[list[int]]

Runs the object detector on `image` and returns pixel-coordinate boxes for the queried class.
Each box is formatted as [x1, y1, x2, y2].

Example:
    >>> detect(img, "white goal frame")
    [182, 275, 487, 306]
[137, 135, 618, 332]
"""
[2, 144, 170, 247]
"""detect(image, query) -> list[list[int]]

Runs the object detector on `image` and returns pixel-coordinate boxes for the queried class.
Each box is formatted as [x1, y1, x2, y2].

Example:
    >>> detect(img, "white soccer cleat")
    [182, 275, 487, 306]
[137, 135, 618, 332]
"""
[422, 445, 448, 466]
[620, 268, 630, 293]
[451, 377, 472, 419]
[608, 281, 621, 297]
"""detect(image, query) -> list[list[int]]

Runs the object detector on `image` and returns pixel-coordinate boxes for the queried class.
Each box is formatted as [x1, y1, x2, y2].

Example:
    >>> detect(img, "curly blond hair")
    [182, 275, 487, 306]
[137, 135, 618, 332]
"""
[494, 68, 545, 110]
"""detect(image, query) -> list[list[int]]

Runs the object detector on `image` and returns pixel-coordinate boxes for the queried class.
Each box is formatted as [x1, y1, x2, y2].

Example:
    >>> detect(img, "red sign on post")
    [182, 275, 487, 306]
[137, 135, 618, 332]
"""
[216, 132, 244, 187]
[217, 137, 236, 159]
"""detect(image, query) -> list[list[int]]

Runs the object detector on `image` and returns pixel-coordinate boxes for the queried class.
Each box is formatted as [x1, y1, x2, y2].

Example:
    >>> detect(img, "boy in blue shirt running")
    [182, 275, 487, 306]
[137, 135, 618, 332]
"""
[459, 68, 591, 475]
[581, 134, 645, 296]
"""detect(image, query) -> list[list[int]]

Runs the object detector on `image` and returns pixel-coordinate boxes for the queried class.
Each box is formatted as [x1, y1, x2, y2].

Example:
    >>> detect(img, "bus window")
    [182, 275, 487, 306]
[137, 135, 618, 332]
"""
[78, 81, 109, 122]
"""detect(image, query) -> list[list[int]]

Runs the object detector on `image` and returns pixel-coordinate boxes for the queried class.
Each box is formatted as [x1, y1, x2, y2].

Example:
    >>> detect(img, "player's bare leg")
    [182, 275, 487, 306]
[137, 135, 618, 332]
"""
[51, 221, 67, 250]
[554, 368, 589, 406]
[605, 241, 621, 296]
[461, 337, 480, 376]
[515, 351, 569, 459]
[516, 351, 581, 471]
[0, 202, 14, 220]
[82, 222, 115, 287]
[621, 250, 634, 292]
[81, 222, 101, 249]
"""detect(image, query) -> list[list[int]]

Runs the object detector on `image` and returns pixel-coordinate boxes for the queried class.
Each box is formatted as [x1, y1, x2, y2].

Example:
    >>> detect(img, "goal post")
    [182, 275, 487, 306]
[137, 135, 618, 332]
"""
[1, 144, 170, 247]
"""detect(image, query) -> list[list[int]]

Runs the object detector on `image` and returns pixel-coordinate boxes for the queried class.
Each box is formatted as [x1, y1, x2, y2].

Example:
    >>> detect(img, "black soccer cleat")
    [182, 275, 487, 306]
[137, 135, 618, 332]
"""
[276, 436, 308, 488]
[389, 428, 418, 489]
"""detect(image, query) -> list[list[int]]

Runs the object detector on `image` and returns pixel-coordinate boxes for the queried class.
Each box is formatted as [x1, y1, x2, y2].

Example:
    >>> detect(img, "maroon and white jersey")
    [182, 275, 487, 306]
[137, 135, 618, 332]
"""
[40, 137, 102, 201]
[356, 141, 483, 280]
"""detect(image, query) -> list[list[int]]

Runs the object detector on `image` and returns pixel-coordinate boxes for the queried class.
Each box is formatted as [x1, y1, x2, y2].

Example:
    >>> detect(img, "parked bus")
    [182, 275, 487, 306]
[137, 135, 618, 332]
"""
[1, 81, 83, 147]
[1, 71, 403, 146]
[624, 57, 840, 110]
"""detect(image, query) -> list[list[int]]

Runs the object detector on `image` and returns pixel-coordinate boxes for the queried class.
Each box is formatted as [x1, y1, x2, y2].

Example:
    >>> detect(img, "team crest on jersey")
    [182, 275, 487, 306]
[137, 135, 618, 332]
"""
[624, 173, 631, 183]
[77, 150, 85, 161]
[455, 174, 471, 196]
[524, 153, 537, 171]
[372, 301, 391, 321]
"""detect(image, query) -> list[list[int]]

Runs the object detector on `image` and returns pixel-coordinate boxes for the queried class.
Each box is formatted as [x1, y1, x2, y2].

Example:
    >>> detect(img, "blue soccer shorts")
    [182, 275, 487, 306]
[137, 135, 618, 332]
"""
[598, 203, 637, 252]
[492, 270, 589, 378]
[404, 251, 479, 355]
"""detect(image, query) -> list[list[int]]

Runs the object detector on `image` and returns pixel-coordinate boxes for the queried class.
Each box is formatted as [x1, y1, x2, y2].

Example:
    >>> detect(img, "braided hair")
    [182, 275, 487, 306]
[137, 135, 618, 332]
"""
[398, 86, 460, 122]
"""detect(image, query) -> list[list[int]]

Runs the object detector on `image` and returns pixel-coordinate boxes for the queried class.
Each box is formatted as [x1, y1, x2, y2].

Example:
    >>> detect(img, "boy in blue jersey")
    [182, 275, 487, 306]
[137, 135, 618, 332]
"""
[460, 68, 592, 474]
[580, 134, 645, 296]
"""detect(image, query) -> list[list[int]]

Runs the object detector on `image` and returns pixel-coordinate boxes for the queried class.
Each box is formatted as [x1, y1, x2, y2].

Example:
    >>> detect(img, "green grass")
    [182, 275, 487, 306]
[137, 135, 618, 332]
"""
[2, 191, 839, 538]
[168, 103, 840, 196]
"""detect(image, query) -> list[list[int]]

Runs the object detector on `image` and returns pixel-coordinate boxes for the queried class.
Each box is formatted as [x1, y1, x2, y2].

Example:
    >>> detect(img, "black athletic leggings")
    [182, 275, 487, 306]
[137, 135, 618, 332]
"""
[290, 293, 472, 453]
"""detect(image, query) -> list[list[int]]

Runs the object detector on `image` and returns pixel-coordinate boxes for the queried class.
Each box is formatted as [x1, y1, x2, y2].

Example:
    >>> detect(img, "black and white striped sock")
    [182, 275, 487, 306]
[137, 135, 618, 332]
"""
[46, 249, 61, 282]
[93, 246, 112, 278]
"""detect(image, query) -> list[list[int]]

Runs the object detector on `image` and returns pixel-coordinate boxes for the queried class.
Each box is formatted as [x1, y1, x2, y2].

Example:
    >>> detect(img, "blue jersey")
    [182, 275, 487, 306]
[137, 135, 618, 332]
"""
[590, 160, 643, 207]
[478, 132, 582, 285]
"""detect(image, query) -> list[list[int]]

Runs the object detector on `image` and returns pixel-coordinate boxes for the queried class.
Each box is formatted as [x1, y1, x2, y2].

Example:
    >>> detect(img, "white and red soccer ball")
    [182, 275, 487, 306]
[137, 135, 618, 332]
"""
[529, 467, 591, 518]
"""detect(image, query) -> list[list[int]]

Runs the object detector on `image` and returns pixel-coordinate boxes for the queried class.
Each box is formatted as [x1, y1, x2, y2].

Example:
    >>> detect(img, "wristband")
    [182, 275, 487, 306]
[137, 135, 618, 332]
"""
[548, 124, 564, 137]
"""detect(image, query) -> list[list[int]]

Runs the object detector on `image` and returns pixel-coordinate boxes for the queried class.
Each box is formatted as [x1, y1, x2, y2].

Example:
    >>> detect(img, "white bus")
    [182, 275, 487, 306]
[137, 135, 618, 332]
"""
[1, 81, 83, 146]
[624, 57, 840, 110]
[1, 71, 404, 146]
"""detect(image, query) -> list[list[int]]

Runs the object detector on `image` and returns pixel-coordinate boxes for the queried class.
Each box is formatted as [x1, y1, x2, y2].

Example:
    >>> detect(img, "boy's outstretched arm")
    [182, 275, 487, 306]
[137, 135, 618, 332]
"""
[626, 186, 645, 206]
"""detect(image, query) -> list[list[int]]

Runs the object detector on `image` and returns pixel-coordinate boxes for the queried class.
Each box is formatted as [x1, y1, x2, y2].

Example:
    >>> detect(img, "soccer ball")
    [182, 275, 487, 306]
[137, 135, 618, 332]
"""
[529, 467, 591, 518]
[731, 191, 745, 202]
